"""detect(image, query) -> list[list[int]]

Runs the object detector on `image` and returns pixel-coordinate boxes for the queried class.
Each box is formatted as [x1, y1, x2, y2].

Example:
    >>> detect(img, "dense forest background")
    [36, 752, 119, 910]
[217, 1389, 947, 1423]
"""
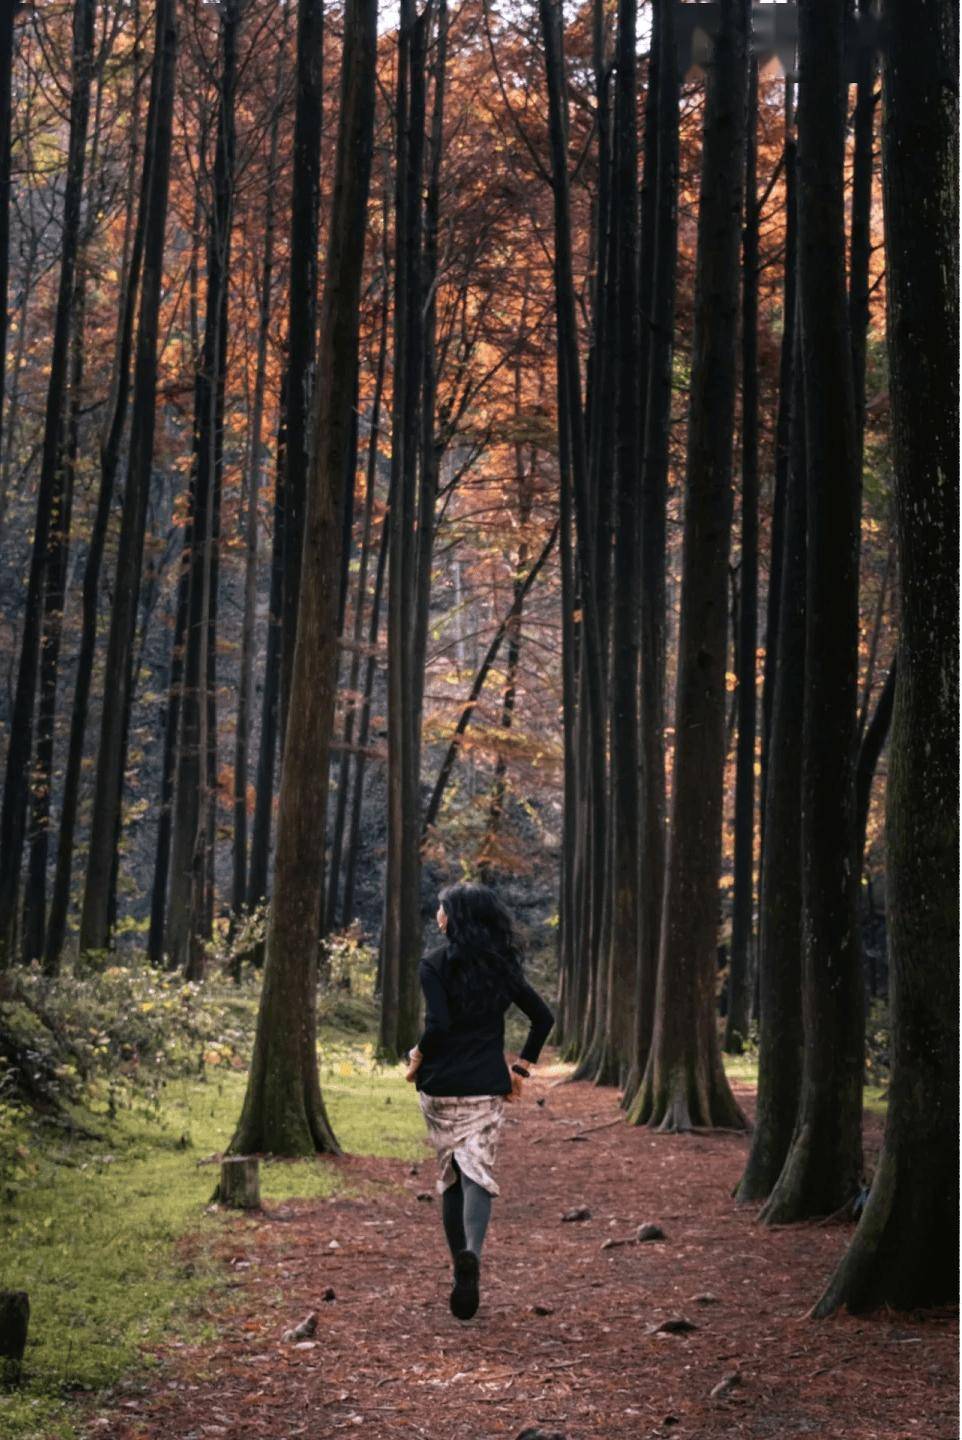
[0, 1, 893, 962]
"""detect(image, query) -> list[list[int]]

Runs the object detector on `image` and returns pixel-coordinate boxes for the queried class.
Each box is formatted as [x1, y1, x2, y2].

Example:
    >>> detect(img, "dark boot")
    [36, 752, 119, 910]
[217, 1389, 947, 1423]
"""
[450, 1248, 480, 1320]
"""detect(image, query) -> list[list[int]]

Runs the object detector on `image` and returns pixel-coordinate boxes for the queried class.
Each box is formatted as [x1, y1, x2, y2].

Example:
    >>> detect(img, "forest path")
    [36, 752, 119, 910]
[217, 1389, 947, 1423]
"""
[92, 1064, 957, 1440]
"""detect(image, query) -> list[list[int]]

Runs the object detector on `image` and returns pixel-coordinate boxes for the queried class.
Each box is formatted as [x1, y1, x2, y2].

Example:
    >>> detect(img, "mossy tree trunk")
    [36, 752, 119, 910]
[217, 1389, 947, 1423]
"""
[760, 0, 864, 1225]
[813, 0, 958, 1313]
[230, 0, 377, 1156]
[629, 0, 750, 1133]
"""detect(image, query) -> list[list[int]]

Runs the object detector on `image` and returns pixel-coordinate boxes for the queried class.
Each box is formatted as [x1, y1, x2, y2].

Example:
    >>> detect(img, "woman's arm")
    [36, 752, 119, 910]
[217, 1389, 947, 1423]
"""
[509, 975, 555, 1064]
[416, 958, 451, 1059]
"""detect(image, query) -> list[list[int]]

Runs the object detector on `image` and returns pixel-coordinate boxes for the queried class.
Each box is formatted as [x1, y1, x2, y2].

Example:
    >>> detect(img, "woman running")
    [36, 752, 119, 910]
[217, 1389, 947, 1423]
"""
[405, 881, 555, 1320]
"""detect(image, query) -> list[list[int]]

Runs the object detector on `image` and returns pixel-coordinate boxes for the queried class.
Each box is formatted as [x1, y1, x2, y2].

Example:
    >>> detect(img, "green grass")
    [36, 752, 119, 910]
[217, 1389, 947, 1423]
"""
[722, 1050, 760, 1086]
[0, 1037, 425, 1440]
[863, 1083, 889, 1117]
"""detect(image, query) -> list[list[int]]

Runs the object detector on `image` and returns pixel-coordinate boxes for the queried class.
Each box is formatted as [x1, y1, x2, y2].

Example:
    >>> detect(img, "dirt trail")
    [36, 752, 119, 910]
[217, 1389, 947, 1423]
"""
[91, 1064, 958, 1440]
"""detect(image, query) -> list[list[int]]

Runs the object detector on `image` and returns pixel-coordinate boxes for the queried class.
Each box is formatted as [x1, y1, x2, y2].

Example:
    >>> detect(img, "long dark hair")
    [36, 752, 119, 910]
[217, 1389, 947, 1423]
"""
[438, 882, 524, 1011]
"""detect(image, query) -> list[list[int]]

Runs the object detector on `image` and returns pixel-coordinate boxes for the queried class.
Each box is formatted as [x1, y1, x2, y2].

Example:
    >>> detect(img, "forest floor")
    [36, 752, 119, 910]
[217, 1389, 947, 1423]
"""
[84, 1060, 958, 1440]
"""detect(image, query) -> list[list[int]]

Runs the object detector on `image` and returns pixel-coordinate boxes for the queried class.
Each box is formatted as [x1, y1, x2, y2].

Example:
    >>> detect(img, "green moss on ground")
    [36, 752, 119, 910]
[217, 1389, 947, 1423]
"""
[0, 1038, 424, 1440]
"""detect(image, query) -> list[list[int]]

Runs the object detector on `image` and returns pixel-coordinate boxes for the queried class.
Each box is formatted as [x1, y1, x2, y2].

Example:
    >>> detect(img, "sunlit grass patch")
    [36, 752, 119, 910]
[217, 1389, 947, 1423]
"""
[722, 1051, 760, 1087]
[0, 1036, 421, 1440]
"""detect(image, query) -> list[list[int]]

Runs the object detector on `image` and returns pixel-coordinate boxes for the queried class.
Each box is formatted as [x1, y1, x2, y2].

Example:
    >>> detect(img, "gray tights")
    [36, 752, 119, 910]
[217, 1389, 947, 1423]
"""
[442, 1158, 492, 1259]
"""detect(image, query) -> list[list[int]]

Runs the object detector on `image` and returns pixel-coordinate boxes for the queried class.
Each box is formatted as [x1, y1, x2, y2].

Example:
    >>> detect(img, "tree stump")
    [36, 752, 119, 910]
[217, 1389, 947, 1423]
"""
[0, 1291, 29, 1380]
[217, 1156, 260, 1209]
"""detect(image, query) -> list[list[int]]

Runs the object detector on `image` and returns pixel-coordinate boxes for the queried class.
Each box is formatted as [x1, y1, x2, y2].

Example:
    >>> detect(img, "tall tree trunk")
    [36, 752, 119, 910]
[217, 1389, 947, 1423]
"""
[230, 0, 377, 1155]
[78, 0, 177, 955]
[735, 326, 806, 1201]
[23, 264, 85, 963]
[602, 0, 641, 1089]
[724, 55, 760, 1054]
[148, 550, 188, 966]
[341, 495, 390, 927]
[0, 0, 96, 966]
[814, 0, 958, 1311]
[631, 0, 750, 1133]
[44, 1, 151, 972]
[411, 0, 446, 772]
[326, 280, 388, 929]
[280, 0, 325, 742]
[757, 79, 797, 925]
[573, 41, 616, 1082]
[246, 392, 288, 936]
[628, 0, 679, 1107]
[760, 0, 864, 1224]
[380, 0, 429, 1060]
[538, 0, 608, 1071]
[233, 61, 284, 922]
[849, 0, 877, 475]
[166, 0, 238, 977]
[555, 348, 579, 1049]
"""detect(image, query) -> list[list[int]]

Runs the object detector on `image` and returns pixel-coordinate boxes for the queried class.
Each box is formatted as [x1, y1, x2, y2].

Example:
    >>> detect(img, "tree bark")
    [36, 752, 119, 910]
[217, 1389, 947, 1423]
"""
[724, 55, 759, 1054]
[757, 80, 797, 926]
[326, 281, 388, 929]
[280, 0, 325, 743]
[538, 0, 608, 1078]
[760, 0, 865, 1224]
[601, 0, 641, 1090]
[849, 0, 877, 474]
[246, 392, 288, 938]
[814, 0, 958, 1312]
[341, 496, 390, 927]
[381, 0, 429, 1060]
[630, 0, 750, 1134]
[233, 36, 286, 925]
[147, 556, 188, 967]
[411, 0, 447, 772]
[735, 327, 806, 1202]
[628, 0, 679, 1105]
[230, 0, 377, 1156]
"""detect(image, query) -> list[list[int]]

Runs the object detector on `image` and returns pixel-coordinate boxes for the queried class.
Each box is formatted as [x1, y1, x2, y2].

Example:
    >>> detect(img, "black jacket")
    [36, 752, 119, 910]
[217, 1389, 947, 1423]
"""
[414, 942, 555, 1096]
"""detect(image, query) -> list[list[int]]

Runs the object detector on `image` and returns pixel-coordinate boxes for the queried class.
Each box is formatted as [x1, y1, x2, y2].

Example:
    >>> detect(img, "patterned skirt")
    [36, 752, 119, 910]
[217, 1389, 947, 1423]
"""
[418, 1092, 506, 1196]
